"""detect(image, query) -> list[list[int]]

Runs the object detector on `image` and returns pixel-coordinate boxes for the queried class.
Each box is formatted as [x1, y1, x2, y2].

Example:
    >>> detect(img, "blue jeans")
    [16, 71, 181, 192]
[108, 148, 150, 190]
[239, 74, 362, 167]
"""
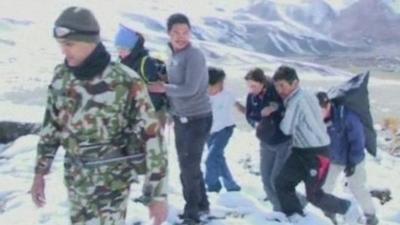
[205, 125, 239, 190]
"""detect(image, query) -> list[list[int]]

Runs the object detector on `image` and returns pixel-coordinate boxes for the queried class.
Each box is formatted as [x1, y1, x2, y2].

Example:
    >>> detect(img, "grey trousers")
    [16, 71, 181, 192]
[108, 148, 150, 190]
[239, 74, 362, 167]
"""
[260, 140, 292, 211]
[323, 160, 376, 215]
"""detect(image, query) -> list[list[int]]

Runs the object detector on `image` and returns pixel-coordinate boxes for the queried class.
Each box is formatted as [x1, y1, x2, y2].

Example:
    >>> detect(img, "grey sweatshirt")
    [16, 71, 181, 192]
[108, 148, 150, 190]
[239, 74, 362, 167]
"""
[280, 88, 330, 148]
[165, 44, 211, 117]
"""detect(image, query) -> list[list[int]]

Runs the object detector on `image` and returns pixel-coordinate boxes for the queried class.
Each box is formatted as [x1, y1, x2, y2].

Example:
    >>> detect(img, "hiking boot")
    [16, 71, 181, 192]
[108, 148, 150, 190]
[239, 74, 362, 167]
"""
[179, 218, 200, 225]
[226, 185, 241, 192]
[266, 211, 288, 222]
[206, 182, 222, 193]
[177, 216, 201, 225]
[198, 209, 210, 222]
[323, 211, 338, 225]
[288, 213, 305, 223]
[365, 214, 379, 225]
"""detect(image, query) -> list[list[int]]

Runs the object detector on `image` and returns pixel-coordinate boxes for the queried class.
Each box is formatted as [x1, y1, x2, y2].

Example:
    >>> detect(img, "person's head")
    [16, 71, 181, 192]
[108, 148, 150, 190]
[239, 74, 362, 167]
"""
[114, 25, 144, 59]
[245, 68, 268, 95]
[208, 67, 226, 94]
[273, 65, 299, 99]
[53, 7, 100, 67]
[167, 13, 191, 51]
[316, 91, 332, 120]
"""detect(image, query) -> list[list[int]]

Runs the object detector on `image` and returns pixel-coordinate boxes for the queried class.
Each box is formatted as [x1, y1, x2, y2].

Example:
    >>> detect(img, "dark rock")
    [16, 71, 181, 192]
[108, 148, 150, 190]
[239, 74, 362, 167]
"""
[0, 121, 40, 143]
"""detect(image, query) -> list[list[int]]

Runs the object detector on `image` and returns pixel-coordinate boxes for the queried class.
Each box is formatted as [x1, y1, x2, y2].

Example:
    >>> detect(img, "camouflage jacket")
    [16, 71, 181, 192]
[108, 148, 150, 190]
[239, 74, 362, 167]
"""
[34, 62, 167, 201]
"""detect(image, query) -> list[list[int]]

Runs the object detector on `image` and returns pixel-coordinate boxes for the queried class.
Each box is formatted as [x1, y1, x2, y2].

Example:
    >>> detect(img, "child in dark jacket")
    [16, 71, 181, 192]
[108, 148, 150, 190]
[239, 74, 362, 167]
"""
[114, 24, 167, 112]
[317, 92, 379, 225]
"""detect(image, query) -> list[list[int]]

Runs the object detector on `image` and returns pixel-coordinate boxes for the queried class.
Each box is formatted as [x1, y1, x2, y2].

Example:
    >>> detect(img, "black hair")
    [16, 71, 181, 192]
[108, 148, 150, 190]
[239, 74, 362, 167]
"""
[208, 66, 226, 85]
[316, 91, 331, 108]
[272, 65, 299, 84]
[245, 67, 269, 86]
[134, 32, 145, 49]
[167, 13, 191, 32]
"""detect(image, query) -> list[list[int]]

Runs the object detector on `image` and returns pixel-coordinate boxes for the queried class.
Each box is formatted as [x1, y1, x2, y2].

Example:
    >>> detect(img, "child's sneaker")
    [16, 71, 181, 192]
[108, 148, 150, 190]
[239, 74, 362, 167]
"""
[288, 213, 305, 223]
[365, 214, 379, 225]
[323, 211, 338, 225]
[206, 182, 222, 193]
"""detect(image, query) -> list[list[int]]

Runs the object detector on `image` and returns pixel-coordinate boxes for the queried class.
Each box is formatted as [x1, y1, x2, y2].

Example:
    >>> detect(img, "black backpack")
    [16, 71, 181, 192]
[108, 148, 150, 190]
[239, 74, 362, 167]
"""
[327, 71, 377, 156]
[139, 56, 167, 83]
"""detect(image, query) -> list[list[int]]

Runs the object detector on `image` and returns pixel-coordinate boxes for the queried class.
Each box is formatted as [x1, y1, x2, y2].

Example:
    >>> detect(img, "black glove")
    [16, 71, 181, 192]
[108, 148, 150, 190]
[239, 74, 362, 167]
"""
[344, 164, 355, 177]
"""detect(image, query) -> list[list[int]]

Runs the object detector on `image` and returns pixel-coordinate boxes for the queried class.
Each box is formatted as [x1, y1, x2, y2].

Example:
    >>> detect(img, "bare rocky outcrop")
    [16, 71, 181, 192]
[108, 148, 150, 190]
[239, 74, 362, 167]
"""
[0, 121, 40, 143]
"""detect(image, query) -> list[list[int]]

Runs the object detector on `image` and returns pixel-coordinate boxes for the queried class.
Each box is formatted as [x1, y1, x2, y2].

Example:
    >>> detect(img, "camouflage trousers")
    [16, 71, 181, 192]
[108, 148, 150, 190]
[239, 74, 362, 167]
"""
[64, 161, 137, 225]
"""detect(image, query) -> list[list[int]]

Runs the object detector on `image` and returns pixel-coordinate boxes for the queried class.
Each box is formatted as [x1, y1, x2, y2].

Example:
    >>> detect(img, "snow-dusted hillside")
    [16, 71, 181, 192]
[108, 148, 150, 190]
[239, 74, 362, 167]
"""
[244, 0, 400, 53]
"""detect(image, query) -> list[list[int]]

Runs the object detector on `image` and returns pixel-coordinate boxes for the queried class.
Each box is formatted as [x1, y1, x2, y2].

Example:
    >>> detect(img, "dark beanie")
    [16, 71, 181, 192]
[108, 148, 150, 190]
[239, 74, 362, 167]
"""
[167, 13, 191, 32]
[54, 6, 100, 43]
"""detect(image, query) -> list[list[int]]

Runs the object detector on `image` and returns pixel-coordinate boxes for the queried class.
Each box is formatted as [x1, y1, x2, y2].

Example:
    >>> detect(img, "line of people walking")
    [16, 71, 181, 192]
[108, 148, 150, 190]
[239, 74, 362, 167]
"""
[29, 6, 379, 225]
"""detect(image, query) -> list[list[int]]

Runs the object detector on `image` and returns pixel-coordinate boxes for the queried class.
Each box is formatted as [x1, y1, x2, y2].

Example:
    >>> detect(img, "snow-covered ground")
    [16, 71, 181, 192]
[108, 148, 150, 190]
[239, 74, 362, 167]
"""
[0, 127, 399, 225]
[0, 0, 399, 225]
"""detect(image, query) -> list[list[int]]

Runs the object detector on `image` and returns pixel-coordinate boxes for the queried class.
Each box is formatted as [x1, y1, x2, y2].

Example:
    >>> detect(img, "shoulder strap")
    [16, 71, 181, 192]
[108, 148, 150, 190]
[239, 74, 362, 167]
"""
[140, 56, 150, 83]
[338, 105, 346, 131]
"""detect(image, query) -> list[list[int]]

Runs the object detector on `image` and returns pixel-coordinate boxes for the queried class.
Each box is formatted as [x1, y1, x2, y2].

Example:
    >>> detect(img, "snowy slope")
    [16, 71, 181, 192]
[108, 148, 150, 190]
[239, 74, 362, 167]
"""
[0, 127, 399, 225]
[0, 0, 399, 225]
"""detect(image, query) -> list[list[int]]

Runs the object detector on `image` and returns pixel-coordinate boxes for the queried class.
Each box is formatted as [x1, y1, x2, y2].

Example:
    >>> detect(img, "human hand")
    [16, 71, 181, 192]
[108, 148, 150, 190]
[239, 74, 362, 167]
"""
[149, 200, 168, 225]
[30, 174, 46, 207]
[261, 105, 277, 117]
[148, 82, 167, 93]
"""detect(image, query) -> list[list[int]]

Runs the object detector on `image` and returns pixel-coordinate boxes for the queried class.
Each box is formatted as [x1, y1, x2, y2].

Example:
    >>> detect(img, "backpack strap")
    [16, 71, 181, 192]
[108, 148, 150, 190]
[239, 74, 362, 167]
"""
[139, 56, 150, 84]
[338, 105, 346, 130]
[339, 105, 345, 120]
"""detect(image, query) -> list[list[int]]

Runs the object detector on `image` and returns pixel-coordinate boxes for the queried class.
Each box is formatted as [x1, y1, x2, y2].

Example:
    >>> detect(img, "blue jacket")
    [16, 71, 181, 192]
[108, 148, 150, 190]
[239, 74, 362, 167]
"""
[327, 105, 365, 166]
[246, 84, 289, 144]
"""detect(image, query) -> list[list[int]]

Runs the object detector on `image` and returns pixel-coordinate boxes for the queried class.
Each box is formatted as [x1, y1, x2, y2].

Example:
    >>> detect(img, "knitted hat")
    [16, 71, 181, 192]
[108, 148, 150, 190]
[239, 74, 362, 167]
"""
[54, 6, 100, 43]
[114, 24, 139, 50]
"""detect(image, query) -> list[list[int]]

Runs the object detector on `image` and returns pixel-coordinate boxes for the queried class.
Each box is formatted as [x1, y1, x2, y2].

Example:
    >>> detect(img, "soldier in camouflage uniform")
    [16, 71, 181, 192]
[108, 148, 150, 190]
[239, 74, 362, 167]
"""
[30, 7, 168, 225]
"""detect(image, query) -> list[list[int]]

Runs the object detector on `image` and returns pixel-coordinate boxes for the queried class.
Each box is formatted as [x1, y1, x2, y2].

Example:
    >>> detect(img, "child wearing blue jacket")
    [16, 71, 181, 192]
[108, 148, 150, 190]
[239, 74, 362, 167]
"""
[317, 92, 378, 225]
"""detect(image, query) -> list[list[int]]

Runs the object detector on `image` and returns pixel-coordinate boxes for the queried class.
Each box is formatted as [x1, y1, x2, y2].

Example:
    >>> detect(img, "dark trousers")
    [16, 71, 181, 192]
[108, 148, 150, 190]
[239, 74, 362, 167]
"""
[275, 147, 350, 216]
[260, 140, 292, 211]
[174, 115, 212, 220]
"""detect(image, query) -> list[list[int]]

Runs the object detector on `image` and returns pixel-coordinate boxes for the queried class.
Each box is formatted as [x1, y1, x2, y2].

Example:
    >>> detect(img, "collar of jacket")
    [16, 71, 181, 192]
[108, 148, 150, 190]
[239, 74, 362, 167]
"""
[284, 87, 301, 106]
[65, 43, 111, 80]
[258, 87, 267, 99]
